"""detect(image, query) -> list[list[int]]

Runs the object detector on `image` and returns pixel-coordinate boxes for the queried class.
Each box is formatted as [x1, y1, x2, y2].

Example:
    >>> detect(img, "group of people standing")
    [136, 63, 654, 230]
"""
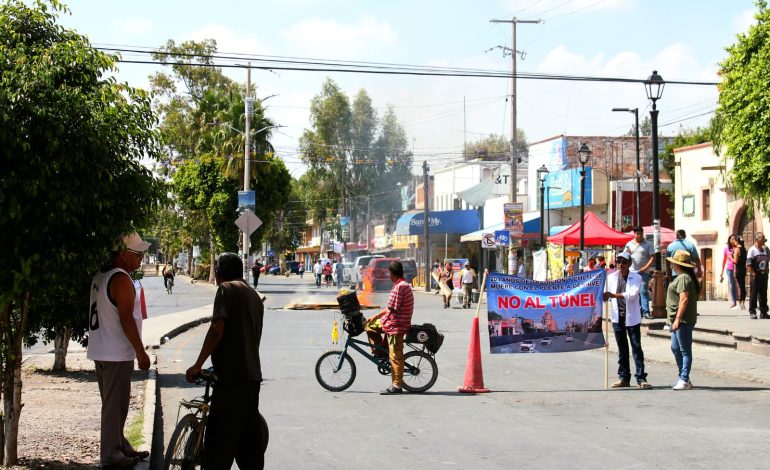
[721, 232, 770, 319]
[312, 258, 345, 288]
[434, 260, 477, 309]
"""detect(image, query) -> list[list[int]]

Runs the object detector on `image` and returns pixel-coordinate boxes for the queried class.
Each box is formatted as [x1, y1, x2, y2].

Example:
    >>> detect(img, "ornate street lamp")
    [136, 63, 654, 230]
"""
[577, 142, 592, 266]
[537, 165, 549, 248]
[644, 70, 665, 317]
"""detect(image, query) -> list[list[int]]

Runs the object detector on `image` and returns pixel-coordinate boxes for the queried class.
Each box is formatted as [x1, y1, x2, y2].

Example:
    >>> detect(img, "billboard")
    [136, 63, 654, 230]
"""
[544, 167, 593, 210]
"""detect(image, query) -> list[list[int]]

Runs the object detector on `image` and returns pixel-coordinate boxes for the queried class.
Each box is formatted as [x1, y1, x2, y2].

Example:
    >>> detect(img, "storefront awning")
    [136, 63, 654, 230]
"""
[295, 245, 321, 254]
[459, 213, 541, 243]
[395, 210, 480, 236]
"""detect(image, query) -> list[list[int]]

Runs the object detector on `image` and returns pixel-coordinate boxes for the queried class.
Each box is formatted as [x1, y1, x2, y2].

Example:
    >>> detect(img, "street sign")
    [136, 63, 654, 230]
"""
[235, 208, 262, 236]
[238, 190, 256, 212]
[504, 202, 524, 237]
[481, 232, 496, 249]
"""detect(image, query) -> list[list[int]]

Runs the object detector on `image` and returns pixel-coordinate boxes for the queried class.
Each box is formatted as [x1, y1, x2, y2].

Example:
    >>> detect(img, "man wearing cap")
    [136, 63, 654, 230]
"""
[747, 232, 769, 319]
[87, 232, 151, 468]
[603, 251, 652, 389]
[624, 227, 654, 319]
[461, 262, 477, 309]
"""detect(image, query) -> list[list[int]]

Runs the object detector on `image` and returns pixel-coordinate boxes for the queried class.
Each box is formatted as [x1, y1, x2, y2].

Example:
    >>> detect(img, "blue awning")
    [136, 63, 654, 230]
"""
[395, 210, 480, 236]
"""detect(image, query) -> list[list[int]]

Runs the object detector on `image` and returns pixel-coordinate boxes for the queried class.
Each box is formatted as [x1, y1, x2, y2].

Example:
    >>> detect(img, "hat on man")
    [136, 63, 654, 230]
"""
[116, 232, 151, 252]
[616, 252, 632, 262]
[465, 262, 470, 267]
[667, 249, 695, 268]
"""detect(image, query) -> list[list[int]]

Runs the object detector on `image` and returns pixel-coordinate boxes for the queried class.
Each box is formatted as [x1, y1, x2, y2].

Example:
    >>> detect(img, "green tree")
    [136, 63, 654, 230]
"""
[713, 0, 770, 212]
[0, 1, 163, 463]
[464, 130, 528, 162]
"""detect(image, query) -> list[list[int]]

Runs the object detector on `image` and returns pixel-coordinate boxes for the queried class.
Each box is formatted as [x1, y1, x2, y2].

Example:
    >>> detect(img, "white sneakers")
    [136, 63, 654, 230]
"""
[672, 379, 693, 390]
[730, 304, 741, 310]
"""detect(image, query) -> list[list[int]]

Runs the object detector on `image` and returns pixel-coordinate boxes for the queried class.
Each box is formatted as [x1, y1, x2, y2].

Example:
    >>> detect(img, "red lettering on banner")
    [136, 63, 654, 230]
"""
[523, 296, 545, 309]
[497, 295, 521, 310]
[548, 293, 596, 308]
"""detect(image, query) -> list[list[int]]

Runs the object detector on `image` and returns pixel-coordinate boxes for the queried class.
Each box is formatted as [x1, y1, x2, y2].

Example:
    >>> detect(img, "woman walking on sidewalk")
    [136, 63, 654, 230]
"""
[666, 250, 700, 390]
[440, 262, 454, 309]
[720, 235, 739, 309]
[735, 236, 748, 310]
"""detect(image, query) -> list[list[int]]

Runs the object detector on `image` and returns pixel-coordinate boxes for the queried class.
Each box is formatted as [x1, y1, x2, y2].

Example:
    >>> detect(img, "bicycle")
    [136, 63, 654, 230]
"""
[314, 312, 442, 393]
[165, 276, 174, 295]
[163, 369, 269, 469]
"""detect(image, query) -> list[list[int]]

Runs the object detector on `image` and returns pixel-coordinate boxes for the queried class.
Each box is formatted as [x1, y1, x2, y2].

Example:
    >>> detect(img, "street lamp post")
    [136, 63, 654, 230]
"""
[644, 70, 665, 317]
[422, 161, 431, 292]
[612, 107, 641, 227]
[577, 143, 592, 268]
[537, 165, 549, 248]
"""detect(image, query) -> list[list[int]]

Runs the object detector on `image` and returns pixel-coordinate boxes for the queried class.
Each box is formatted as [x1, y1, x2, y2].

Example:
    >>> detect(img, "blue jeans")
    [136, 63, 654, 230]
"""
[612, 320, 646, 384]
[315, 273, 322, 287]
[725, 269, 737, 304]
[671, 324, 694, 382]
[639, 271, 651, 317]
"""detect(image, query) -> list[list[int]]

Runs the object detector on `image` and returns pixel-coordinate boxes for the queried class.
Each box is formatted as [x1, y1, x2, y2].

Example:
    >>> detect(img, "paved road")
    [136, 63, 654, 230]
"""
[154, 274, 770, 469]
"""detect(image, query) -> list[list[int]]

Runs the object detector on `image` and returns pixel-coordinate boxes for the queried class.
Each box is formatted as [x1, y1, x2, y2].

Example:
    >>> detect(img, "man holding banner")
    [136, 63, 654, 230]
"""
[603, 252, 652, 389]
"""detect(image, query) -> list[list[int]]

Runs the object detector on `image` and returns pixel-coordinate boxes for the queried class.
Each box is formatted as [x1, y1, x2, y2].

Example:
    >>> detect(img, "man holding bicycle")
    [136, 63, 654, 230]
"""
[185, 252, 266, 469]
[365, 261, 414, 395]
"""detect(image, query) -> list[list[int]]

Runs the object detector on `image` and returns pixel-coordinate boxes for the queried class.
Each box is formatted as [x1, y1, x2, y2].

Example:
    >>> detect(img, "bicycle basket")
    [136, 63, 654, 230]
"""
[336, 291, 361, 316]
[405, 323, 444, 354]
[343, 313, 365, 337]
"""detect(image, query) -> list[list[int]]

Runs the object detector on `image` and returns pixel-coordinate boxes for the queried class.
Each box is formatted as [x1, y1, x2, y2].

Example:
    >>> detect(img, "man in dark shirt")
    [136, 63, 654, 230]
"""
[186, 252, 265, 468]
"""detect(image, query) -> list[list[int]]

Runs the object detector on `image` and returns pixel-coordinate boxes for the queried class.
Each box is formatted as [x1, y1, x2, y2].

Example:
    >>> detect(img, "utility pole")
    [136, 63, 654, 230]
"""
[490, 17, 540, 275]
[423, 161, 431, 292]
[243, 64, 254, 284]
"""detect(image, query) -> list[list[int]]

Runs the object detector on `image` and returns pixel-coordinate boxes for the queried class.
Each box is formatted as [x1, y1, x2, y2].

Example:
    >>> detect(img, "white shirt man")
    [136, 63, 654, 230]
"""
[603, 251, 651, 389]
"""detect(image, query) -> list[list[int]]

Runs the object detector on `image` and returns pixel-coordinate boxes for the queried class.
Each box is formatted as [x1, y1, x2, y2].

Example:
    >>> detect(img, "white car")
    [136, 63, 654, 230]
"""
[540, 337, 553, 346]
[520, 340, 536, 353]
[565, 334, 575, 343]
[350, 255, 384, 289]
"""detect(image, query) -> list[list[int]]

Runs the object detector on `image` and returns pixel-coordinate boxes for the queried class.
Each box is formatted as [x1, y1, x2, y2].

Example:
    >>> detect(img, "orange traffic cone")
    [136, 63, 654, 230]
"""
[458, 316, 490, 393]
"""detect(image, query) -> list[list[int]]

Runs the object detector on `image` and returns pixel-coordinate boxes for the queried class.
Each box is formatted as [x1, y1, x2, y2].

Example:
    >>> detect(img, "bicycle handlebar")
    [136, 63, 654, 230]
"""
[196, 369, 218, 385]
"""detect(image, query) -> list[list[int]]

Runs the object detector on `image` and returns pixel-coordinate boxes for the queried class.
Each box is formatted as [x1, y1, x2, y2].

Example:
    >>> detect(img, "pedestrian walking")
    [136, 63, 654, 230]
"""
[516, 256, 526, 277]
[440, 262, 454, 308]
[624, 227, 654, 319]
[747, 232, 769, 319]
[313, 259, 323, 287]
[185, 252, 266, 468]
[735, 236, 748, 310]
[323, 261, 333, 287]
[666, 249, 700, 390]
[461, 262, 476, 309]
[87, 232, 151, 468]
[251, 260, 262, 288]
[720, 235, 739, 309]
[298, 262, 305, 278]
[335, 258, 345, 289]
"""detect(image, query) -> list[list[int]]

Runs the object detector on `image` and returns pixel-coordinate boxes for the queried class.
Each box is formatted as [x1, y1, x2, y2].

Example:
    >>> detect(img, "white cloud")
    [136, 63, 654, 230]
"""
[181, 24, 264, 55]
[112, 17, 153, 34]
[505, 0, 636, 17]
[280, 14, 397, 58]
[732, 8, 756, 36]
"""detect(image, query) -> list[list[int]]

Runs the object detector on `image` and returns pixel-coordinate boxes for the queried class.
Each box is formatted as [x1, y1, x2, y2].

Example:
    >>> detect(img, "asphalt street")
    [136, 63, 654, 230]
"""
[154, 273, 770, 469]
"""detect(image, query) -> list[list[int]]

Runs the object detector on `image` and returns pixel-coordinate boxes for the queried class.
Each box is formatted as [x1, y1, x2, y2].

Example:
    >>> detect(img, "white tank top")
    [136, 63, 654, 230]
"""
[86, 267, 143, 362]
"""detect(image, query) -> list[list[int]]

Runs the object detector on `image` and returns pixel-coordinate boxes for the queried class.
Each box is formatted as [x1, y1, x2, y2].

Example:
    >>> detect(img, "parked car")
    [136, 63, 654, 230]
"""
[351, 255, 384, 289]
[362, 257, 400, 291]
[286, 260, 300, 274]
[520, 340, 536, 353]
[564, 334, 575, 343]
[540, 337, 553, 346]
[268, 264, 281, 275]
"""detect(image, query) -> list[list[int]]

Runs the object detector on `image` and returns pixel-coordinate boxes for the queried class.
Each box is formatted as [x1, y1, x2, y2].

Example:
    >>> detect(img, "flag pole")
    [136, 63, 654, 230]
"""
[474, 269, 489, 319]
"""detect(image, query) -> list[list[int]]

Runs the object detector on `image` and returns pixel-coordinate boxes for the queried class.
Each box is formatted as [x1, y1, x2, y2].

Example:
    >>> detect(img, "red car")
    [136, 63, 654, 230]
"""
[362, 257, 416, 291]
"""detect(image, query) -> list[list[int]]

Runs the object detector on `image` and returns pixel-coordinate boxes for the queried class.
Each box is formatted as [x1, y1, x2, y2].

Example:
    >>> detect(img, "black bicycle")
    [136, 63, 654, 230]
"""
[163, 369, 268, 469]
[315, 293, 443, 393]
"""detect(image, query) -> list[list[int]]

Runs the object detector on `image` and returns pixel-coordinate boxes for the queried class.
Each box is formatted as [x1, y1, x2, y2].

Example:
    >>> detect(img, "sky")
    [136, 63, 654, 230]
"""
[57, 0, 758, 177]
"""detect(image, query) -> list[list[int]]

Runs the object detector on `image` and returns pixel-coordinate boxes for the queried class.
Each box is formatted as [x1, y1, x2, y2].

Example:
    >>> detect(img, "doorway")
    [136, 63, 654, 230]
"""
[700, 248, 713, 301]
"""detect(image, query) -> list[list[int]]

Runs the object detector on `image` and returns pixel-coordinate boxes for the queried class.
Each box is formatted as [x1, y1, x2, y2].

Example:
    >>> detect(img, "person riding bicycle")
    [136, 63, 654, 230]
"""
[162, 263, 175, 290]
[186, 252, 266, 469]
[364, 261, 414, 395]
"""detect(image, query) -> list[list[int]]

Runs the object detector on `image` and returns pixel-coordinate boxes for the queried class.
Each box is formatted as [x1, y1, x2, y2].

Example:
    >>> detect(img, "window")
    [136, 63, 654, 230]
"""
[702, 189, 711, 220]
[682, 195, 695, 217]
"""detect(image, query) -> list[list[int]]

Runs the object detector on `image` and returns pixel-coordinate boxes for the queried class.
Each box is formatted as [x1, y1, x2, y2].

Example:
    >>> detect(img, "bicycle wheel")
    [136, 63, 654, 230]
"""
[315, 350, 356, 392]
[401, 350, 438, 393]
[163, 413, 201, 469]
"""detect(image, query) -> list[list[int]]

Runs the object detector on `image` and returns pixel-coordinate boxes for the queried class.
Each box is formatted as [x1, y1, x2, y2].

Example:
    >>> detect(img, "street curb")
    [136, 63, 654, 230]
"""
[156, 316, 213, 348]
[137, 353, 156, 470]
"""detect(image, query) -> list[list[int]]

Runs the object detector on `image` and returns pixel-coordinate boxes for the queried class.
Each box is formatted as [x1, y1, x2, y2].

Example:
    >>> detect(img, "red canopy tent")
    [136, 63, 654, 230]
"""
[547, 212, 634, 247]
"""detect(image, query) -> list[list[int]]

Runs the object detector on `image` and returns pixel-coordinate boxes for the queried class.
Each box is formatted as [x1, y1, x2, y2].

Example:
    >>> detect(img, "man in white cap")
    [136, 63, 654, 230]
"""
[87, 232, 151, 468]
[603, 251, 652, 389]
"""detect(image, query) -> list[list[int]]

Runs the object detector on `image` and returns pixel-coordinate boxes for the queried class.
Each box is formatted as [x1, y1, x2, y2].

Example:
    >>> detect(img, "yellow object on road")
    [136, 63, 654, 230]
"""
[331, 319, 339, 344]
